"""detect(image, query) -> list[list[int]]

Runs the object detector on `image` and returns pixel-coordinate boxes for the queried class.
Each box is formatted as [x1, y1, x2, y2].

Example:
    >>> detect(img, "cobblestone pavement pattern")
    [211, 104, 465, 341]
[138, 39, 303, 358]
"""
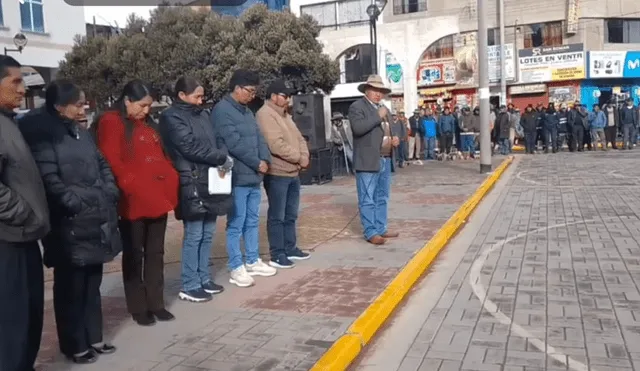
[36, 158, 502, 371]
[356, 151, 640, 371]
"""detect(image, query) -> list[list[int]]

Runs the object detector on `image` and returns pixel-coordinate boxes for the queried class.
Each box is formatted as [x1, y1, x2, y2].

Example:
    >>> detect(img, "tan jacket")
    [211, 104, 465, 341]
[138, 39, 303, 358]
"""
[256, 101, 309, 177]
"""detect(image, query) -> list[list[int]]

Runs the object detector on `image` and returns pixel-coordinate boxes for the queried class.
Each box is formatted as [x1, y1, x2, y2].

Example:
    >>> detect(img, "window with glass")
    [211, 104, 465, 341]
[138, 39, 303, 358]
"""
[300, 2, 337, 30]
[0, 0, 4, 26]
[338, 0, 371, 28]
[422, 35, 454, 60]
[392, 0, 427, 15]
[487, 28, 499, 46]
[606, 19, 640, 44]
[20, 0, 44, 33]
[523, 21, 563, 48]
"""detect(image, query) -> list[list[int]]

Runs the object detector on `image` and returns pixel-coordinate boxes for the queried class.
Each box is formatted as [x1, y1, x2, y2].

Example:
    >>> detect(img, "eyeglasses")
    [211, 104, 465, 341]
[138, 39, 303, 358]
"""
[242, 86, 257, 96]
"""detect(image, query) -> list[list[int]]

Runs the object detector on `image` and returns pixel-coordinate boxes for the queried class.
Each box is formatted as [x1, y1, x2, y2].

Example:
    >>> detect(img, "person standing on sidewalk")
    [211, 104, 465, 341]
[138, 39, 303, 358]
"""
[0, 55, 50, 371]
[257, 79, 310, 269]
[212, 69, 276, 287]
[95, 80, 179, 326]
[159, 77, 233, 303]
[393, 111, 408, 167]
[437, 106, 456, 156]
[408, 109, 421, 162]
[421, 108, 438, 160]
[589, 104, 607, 151]
[603, 103, 619, 149]
[348, 75, 400, 245]
[620, 98, 638, 150]
[20, 80, 121, 364]
[520, 105, 537, 154]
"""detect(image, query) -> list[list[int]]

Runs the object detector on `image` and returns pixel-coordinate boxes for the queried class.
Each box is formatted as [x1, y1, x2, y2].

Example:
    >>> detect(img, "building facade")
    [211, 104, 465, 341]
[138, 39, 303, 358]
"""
[0, 0, 85, 106]
[189, 0, 289, 16]
[292, 0, 640, 113]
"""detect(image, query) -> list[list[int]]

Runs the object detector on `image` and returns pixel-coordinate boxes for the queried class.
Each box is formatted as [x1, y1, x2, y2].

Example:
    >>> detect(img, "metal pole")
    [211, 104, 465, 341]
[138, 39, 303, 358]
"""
[478, 0, 492, 173]
[499, 0, 506, 105]
[372, 18, 378, 75]
[369, 19, 375, 77]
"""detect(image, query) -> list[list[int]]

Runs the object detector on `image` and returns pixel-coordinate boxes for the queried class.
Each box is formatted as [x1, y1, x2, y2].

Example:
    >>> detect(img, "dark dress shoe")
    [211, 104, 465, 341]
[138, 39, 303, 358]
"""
[91, 343, 116, 354]
[152, 309, 175, 322]
[132, 312, 156, 326]
[68, 351, 98, 364]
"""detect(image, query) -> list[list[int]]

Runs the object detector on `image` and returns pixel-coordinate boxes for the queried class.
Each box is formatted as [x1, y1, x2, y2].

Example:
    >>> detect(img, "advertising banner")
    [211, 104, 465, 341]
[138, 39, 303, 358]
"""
[488, 44, 515, 83]
[385, 52, 404, 93]
[416, 59, 456, 87]
[587, 51, 640, 79]
[518, 43, 585, 83]
[453, 32, 478, 87]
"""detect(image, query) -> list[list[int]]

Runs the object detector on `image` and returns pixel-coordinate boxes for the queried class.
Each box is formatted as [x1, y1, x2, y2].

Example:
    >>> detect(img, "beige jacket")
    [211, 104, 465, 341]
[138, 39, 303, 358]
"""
[256, 101, 309, 177]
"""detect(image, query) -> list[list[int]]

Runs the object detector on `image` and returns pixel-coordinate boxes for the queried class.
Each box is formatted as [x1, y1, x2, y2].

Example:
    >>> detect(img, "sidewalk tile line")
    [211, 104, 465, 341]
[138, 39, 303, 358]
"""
[309, 156, 514, 371]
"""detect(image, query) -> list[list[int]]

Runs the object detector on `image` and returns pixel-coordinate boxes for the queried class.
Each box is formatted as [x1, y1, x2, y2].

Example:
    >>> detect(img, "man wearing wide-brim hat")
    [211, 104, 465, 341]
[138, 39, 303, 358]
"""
[348, 75, 401, 245]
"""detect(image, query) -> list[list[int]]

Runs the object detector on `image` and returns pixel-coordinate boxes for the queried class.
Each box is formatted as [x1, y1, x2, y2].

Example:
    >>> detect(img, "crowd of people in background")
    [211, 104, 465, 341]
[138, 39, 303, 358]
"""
[0, 54, 313, 370]
[344, 97, 640, 168]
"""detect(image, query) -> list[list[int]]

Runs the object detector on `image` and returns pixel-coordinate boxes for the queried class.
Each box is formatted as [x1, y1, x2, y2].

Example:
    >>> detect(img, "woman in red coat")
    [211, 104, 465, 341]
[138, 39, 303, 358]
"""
[94, 80, 179, 326]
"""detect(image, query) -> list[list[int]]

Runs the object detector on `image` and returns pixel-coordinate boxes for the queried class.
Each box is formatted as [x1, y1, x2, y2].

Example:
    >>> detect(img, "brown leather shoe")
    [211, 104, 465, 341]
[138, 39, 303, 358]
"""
[367, 235, 386, 245]
[382, 231, 399, 238]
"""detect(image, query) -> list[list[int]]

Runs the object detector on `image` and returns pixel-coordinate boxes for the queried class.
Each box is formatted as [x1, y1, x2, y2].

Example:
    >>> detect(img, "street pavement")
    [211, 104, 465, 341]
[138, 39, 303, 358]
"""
[355, 150, 640, 371]
[36, 157, 502, 371]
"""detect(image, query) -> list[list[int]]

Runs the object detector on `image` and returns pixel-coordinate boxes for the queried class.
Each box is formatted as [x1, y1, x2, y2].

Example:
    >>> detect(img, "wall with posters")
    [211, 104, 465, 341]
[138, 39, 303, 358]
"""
[518, 44, 585, 83]
[488, 44, 516, 83]
[416, 60, 456, 87]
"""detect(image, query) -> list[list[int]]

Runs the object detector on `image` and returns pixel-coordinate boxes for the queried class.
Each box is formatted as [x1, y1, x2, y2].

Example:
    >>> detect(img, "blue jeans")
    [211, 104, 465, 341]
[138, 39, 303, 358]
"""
[499, 138, 510, 155]
[226, 186, 261, 271]
[423, 136, 436, 159]
[181, 219, 216, 291]
[263, 175, 300, 258]
[461, 134, 475, 154]
[356, 157, 392, 240]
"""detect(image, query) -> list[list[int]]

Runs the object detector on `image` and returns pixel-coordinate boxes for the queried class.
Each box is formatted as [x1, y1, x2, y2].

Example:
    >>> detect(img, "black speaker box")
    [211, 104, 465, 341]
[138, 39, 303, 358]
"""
[300, 148, 333, 185]
[292, 94, 327, 151]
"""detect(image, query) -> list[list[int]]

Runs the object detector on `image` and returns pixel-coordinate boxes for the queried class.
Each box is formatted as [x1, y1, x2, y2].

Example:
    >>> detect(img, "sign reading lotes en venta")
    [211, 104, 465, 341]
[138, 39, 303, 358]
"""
[518, 44, 585, 83]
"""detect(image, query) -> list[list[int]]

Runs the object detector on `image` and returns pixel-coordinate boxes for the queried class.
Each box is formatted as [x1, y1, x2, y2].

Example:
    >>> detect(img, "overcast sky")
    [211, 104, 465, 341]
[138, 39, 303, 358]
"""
[84, 6, 156, 27]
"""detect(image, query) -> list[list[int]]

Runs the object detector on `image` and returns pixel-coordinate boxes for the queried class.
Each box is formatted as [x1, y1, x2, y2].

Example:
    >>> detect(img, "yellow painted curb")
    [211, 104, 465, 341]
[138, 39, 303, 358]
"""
[310, 156, 514, 371]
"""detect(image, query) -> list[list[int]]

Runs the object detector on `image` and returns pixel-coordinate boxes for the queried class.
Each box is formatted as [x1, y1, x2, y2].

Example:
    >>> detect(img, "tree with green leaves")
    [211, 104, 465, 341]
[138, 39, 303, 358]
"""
[57, 5, 339, 106]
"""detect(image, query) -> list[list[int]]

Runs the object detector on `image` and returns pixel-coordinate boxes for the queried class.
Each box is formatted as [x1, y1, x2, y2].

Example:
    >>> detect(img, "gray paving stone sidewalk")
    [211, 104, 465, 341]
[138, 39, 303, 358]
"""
[37, 159, 502, 371]
[355, 151, 640, 371]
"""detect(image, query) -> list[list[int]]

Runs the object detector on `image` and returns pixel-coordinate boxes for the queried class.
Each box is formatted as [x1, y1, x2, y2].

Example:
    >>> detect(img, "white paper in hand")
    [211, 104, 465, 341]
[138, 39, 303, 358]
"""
[208, 167, 232, 195]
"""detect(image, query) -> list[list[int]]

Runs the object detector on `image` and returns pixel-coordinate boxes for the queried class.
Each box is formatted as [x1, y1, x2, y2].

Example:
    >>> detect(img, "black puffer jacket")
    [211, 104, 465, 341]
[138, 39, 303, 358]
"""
[19, 109, 121, 268]
[159, 100, 232, 221]
[520, 111, 538, 133]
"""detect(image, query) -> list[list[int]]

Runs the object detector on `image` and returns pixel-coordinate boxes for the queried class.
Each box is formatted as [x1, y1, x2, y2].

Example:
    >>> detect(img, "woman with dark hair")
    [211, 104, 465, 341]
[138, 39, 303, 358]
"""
[159, 76, 233, 303]
[19, 80, 121, 364]
[95, 80, 179, 326]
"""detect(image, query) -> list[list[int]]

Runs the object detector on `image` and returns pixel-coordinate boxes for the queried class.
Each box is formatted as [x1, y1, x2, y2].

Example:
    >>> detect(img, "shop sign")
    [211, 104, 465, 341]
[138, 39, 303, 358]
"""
[549, 86, 578, 105]
[488, 44, 516, 83]
[509, 83, 547, 95]
[417, 59, 456, 87]
[587, 51, 640, 79]
[566, 0, 579, 34]
[518, 44, 585, 83]
[385, 52, 404, 93]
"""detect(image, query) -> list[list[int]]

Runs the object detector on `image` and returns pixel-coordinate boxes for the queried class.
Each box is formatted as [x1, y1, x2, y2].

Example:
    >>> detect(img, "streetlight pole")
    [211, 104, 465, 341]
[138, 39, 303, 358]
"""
[366, 0, 387, 76]
[478, 0, 492, 173]
[499, 0, 506, 105]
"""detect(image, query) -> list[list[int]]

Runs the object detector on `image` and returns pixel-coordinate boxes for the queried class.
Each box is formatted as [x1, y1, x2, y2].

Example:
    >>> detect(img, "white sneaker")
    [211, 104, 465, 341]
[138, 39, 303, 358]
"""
[229, 266, 255, 287]
[246, 259, 277, 277]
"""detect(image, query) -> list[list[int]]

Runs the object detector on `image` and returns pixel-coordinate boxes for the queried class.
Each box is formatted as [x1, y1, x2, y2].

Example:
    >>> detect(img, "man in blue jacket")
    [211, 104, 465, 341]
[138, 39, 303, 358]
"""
[589, 104, 607, 151]
[421, 108, 438, 160]
[437, 106, 456, 155]
[212, 69, 275, 288]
